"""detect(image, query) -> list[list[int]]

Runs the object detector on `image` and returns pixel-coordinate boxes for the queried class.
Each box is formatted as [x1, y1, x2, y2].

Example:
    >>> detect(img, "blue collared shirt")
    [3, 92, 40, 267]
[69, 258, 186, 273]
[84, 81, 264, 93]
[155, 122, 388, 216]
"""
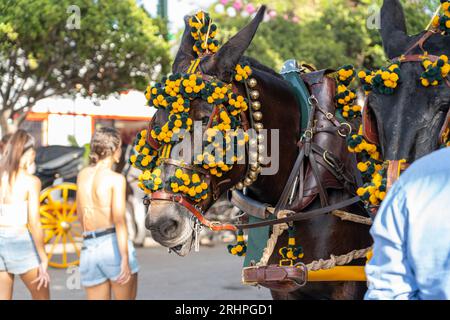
[365, 147, 450, 300]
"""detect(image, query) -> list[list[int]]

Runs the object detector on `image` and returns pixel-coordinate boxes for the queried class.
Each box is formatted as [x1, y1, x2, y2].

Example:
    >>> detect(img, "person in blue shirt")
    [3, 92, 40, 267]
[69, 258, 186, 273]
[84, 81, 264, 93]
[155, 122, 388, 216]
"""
[365, 147, 450, 300]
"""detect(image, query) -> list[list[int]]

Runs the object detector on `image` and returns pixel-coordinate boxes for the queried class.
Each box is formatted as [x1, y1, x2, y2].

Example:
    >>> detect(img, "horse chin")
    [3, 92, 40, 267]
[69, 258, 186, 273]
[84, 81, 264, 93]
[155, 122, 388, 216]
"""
[169, 235, 194, 256]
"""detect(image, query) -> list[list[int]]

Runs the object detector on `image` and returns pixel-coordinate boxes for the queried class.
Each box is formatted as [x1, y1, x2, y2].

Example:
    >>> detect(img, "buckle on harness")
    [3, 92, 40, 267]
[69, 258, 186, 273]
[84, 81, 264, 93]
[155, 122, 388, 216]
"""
[308, 95, 319, 106]
[323, 150, 335, 168]
[279, 259, 295, 267]
[325, 112, 334, 120]
[338, 122, 352, 137]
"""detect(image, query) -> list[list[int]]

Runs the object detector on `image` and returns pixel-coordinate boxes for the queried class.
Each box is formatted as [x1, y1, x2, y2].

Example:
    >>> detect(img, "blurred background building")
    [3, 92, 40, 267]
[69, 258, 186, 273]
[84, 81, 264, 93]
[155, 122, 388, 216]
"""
[22, 90, 151, 147]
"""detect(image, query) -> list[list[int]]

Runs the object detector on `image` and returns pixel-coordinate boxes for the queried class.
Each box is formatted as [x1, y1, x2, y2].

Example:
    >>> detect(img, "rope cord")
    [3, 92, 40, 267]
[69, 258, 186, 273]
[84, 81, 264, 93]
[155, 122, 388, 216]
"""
[255, 206, 372, 271]
[256, 208, 289, 267]
[306, 246, 372, 271]
[331, 209, 372, 225]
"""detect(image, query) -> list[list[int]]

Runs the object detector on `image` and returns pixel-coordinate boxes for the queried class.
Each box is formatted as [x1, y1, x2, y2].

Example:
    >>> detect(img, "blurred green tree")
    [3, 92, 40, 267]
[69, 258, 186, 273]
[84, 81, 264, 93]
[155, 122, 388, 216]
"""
[0, 0, 170, 134]
[206, 0, 439, 71]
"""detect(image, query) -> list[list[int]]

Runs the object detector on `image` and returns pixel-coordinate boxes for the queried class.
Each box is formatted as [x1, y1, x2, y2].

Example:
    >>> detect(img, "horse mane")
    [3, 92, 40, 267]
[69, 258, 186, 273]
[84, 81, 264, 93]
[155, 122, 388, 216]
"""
[240, 56, 284, 80]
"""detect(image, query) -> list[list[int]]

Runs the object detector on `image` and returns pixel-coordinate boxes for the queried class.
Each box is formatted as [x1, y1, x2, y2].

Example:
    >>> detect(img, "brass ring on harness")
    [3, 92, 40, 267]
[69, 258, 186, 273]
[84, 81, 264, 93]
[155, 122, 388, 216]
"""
[323, 150, 335, 168]
[338, 122, 352, 137]
[143, 196, 151, 206]
[303, 129, 314, 140]
[307, 95, 319, 106]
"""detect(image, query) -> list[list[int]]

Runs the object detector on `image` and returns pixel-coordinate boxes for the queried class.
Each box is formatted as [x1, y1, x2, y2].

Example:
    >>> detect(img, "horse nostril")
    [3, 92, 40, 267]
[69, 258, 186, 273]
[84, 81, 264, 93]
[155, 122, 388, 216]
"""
[160, 219, 179, 238]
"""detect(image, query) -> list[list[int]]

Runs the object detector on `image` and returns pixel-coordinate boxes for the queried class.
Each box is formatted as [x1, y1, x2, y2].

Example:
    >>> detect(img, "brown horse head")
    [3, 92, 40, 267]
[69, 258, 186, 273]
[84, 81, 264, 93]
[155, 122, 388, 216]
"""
[145, 7, 272, 256]
[368, 0, 450, 161]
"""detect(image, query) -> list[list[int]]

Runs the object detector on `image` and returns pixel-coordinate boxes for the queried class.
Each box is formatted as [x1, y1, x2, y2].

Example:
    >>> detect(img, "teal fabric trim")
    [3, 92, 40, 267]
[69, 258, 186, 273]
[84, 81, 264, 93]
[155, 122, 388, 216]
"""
[243, 60, 314, 267]
[281, 69, 311, 133]
[243, 215, 274, 267]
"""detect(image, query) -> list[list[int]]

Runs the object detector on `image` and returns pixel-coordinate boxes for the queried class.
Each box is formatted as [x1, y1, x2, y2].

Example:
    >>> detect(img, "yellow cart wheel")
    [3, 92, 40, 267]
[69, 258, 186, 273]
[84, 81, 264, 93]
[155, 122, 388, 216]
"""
[40, 182, 82, 269]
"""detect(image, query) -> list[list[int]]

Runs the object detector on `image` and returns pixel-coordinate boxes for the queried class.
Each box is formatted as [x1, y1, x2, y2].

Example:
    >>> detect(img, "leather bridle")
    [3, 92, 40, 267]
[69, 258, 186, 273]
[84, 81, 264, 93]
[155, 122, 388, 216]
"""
[374, 30, 450, 191]
[391, 30, 450, 88]
[144, 58, 253, 232]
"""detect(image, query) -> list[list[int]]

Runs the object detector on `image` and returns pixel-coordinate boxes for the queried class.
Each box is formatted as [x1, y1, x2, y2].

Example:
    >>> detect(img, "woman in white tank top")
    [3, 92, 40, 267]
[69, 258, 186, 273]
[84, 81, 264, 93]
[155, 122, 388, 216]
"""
[0, 130, 50, 300]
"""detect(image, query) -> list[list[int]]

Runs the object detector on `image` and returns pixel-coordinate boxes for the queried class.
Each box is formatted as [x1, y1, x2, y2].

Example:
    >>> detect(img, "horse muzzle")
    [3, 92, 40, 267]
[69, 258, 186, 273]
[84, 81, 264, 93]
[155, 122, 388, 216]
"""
[145, 199, 194, 255]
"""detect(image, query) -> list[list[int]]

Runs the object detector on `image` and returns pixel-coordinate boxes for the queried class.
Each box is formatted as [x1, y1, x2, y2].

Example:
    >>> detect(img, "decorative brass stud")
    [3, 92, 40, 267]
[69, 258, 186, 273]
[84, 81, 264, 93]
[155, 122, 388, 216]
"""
[258, 155, 265, 163]
[257, 134, 265, 142]
[247, 78, 257, 88]
[250, 90, 260, 100]
[244, 178, 253, 186]
[235, 182, 244, 190]
[248, 171, 258, 179]
[250, 163, 260, 171]
[251, 101, 261, 111]
[253, 111, 263, 121]
[254, 123, 264, 131]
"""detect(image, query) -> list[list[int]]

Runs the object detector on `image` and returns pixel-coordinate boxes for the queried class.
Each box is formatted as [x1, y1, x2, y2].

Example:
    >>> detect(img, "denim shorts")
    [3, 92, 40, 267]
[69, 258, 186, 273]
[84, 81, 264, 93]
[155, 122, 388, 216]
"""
[0, 228, 41, 275]
[79, 230, 139, 287]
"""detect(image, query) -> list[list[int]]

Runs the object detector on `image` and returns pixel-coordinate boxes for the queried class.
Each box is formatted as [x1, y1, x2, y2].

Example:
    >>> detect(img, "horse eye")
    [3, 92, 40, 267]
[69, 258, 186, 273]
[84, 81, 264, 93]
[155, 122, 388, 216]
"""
[201, 116, 210, 125]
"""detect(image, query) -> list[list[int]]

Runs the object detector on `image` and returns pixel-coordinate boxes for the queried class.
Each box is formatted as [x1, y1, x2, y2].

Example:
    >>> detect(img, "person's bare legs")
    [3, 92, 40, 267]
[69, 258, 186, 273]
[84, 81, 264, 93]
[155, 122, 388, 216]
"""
[0, 272, 14, 300]
[85, 281, 112, 300]
[20, 268, 50, 300]
[130, 273, 138, 299]
[111, 273, 138, 300]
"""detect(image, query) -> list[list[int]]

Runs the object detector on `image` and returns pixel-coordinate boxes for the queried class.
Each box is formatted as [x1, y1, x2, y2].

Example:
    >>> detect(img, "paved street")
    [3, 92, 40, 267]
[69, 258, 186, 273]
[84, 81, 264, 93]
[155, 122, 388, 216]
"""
[13, 244, 272, 300]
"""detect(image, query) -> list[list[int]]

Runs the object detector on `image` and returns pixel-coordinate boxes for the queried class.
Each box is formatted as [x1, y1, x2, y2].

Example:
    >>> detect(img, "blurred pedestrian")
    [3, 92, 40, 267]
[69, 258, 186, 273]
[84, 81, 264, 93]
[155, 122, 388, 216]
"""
[0, 130, 50, 300]
[0, 133, 12, 158]
[77, 127, 139, 300]
[365, 147, 450, 300]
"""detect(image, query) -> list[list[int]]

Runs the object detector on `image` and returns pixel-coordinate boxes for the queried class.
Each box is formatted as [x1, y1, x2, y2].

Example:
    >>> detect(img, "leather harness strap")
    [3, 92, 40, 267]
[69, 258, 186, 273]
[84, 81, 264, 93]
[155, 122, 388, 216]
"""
[440, 108, 450, 145]
[403, 30, 436, 57]
[242, 263, 308, 292]
[386, 160, 409, 192]
[238, 196, 361, 230]
[392, 54, 441, 63]
[391, 30, 450, 88]
[273, 91, 357, 217]
[149, 190, 361, 231]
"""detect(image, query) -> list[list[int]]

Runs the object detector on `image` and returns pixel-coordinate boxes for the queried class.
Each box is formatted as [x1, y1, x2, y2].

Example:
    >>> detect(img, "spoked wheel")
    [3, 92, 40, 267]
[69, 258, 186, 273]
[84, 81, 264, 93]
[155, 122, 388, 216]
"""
[40, 183, 82, 268]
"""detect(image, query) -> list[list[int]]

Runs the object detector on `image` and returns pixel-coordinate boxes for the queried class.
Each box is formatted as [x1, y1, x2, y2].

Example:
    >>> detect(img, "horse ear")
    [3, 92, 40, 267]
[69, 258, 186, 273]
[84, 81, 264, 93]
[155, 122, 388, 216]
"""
[172, 16, 196, 73]
[203, 5, 266, 81]
[380, 0, 412, 59]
